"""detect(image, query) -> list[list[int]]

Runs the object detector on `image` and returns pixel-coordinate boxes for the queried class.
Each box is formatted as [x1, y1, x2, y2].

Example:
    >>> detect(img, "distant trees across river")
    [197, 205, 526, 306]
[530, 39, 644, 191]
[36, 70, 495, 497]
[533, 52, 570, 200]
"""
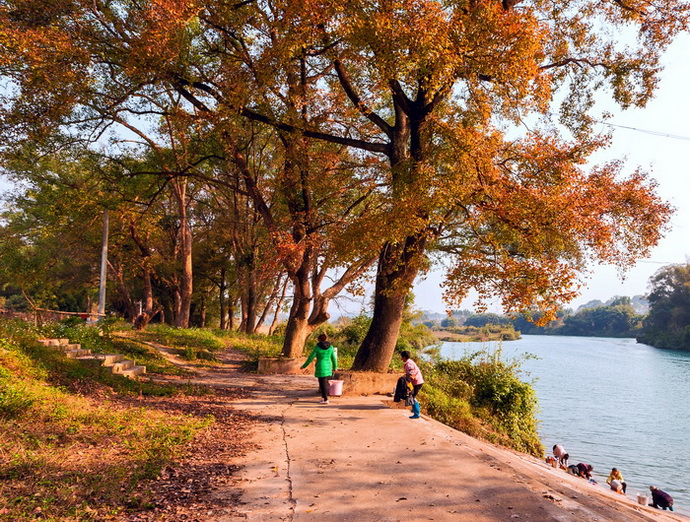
[423, 264, 690, 351]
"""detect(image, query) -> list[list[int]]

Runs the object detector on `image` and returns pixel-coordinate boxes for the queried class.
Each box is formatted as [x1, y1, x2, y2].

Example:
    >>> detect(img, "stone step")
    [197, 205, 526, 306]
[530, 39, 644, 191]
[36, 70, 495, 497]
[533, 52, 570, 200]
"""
[111, 359, 135, 373]
[120, 365, 146, 378]
[38, 338, 146, 379]
[65, 348, 92, 358]
[100, 354, 125, 366]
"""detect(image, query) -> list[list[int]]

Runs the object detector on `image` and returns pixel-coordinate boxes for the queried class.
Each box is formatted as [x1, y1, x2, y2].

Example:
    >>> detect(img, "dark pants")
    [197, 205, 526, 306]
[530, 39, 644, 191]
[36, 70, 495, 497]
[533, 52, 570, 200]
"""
[412, 383, 423, 398]
[318, 376, 330, 400]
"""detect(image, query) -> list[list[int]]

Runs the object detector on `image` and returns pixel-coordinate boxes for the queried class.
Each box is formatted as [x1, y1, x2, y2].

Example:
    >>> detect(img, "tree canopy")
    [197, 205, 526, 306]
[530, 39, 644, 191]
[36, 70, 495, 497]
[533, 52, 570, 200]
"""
[1, 0, 687, 370]
[638, 263, 690, 350]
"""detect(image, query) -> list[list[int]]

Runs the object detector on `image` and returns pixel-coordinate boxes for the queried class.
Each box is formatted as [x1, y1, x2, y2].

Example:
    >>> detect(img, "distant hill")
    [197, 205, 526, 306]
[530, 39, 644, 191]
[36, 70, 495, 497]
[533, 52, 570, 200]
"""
[576, 295, 648, 314]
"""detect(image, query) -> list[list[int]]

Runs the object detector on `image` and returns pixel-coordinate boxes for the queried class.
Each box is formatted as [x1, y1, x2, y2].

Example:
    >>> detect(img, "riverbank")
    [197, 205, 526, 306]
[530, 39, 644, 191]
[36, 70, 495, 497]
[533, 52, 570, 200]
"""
[143, 346, 684, 521]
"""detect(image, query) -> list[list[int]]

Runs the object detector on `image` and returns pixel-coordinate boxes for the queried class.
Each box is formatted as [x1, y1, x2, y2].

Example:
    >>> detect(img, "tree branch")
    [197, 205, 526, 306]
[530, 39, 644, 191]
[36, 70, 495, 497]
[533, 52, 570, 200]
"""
[334, 59, 394, 139]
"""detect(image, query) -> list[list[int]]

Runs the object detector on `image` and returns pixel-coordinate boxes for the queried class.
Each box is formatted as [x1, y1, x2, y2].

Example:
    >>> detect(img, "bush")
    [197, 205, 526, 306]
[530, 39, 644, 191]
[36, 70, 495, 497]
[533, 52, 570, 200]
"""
[420, 349, 543, 456]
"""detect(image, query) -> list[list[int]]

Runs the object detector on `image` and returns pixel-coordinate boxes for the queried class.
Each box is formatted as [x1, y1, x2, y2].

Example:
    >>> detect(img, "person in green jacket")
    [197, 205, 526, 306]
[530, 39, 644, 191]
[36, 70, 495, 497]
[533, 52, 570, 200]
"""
[301, 333, 338, 404]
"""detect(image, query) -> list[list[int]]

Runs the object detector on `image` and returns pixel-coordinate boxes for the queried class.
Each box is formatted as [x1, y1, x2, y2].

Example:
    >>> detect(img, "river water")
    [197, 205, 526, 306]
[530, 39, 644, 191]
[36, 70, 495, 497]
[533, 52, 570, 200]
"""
[439, 335, 690, 514]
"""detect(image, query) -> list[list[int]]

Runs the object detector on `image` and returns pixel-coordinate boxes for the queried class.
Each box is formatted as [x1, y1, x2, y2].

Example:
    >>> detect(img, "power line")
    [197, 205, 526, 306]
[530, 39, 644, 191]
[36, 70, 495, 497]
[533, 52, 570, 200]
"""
[598, 121, 690, 142]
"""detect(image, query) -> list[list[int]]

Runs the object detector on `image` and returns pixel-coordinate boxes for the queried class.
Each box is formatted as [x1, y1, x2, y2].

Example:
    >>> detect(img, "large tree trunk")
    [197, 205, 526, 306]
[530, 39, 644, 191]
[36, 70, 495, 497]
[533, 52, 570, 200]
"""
[281, 256, 314, 357]
[351, 234, 427, 371]
[351, 93, 436, 371]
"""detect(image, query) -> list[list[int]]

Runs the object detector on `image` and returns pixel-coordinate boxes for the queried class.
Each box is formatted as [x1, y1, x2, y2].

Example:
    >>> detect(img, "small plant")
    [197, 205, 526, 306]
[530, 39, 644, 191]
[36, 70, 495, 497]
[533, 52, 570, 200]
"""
[0, 377, 34, 420]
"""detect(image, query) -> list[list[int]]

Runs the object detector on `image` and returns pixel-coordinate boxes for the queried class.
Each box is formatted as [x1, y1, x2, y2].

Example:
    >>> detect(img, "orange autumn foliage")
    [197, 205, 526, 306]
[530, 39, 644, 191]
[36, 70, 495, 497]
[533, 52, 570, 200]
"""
[0, 0, 688, 366]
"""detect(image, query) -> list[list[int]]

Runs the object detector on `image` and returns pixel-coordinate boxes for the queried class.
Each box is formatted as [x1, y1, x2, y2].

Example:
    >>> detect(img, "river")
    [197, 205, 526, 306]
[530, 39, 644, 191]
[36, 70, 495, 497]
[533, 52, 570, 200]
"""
[439, 335, 690, 514]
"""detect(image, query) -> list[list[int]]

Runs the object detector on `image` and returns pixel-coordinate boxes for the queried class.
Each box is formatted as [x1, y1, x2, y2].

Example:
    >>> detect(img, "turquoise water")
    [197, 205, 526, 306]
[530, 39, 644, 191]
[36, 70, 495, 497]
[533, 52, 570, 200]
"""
[440, 335, 690, 514]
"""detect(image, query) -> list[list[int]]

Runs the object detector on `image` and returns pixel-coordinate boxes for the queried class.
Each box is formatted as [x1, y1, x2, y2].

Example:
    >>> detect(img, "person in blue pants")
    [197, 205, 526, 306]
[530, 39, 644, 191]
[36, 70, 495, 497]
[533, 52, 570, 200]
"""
[401, 351, 424, 419]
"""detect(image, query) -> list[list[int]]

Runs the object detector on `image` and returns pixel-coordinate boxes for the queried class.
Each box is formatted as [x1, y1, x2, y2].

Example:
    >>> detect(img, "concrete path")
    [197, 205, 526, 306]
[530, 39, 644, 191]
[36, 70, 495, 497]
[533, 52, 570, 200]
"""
[218, 373, 685, 521]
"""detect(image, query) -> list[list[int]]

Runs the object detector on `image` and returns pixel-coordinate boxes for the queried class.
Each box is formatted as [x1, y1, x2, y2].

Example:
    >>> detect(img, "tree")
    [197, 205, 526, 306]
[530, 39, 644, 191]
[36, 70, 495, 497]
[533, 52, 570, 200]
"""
[440, 317, 458, 328]
[0, 147, 110, 312]
[560, 303, 641, 337]
[464, 314, 511, 328]
[316, 0, 682, 370]
[639, 263, 690, 350]
[0, 0, 686, 370]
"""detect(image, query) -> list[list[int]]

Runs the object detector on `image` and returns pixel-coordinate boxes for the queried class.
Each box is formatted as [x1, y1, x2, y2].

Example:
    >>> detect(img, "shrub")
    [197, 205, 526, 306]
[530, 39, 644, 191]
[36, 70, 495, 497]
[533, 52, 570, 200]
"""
[421, 349, 543, 456]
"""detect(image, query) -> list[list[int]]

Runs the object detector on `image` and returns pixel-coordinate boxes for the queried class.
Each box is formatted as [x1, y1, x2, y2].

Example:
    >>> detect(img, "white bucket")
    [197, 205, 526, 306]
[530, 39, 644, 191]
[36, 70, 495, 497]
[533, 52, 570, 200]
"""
[637, 494, 648, 506]
[328, 380, 344, 396]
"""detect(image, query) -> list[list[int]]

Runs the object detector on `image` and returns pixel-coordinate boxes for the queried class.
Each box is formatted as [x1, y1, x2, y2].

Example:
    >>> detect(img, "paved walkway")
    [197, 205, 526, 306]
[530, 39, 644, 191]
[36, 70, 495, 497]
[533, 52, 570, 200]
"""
[216, 372, 684, 521]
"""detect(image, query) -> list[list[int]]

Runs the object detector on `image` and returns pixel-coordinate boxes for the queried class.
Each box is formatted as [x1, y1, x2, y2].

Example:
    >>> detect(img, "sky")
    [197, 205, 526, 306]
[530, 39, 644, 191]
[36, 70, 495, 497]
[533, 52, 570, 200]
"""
[410, 33, 690, 314]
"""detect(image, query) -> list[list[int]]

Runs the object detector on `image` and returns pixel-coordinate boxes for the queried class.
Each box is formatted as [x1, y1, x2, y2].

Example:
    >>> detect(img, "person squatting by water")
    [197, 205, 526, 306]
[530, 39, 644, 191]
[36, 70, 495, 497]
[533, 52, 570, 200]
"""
[301, 334, 337, 404]
[649, 486, 674, 511]
[401, 350, 424, 419]
[606, 468, 627, 494]
[567, 463, 594, 481]
[552, 444, 569, 469]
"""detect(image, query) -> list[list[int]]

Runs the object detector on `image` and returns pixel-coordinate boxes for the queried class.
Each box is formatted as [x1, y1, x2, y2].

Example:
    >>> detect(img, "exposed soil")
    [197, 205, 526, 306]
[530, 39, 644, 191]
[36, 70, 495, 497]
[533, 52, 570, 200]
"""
[111, 345, 262, 521]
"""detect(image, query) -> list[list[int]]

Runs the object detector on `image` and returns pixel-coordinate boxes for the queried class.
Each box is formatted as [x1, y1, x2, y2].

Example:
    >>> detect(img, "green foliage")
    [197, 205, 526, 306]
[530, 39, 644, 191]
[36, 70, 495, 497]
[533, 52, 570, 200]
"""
[440, 317, 457, 328]
[421, 350, 543, 456]
[143, 324, 226, 352]
[338, 315, 372, 347]
[559, 304, 642, 337]
[639, 263, 690, 350]
[464, 313, 511, 328]
[439, 324, 521, 342]
[0, 364, 34, 420]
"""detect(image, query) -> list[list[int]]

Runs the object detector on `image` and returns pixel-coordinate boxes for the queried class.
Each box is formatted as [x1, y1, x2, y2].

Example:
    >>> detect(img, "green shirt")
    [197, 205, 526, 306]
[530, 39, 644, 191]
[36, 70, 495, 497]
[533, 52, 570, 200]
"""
[302, 342, 337, 378]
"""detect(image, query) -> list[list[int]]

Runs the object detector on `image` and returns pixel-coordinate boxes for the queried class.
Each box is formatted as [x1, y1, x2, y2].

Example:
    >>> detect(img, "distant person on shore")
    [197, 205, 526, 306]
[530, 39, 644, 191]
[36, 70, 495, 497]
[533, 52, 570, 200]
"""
[552, 444, 569, 468]
[606, 468, 627, 494]
[567, 463, 594, 480]
[301, 334, 338, 404]
[401, 351, 424, 419]
[649, 486, 674, 511]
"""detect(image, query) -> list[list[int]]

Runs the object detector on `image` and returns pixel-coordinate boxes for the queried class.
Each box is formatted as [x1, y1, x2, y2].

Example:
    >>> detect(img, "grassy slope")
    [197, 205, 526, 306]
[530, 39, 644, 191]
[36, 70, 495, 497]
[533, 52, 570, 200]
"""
[0, 320, 211, 521]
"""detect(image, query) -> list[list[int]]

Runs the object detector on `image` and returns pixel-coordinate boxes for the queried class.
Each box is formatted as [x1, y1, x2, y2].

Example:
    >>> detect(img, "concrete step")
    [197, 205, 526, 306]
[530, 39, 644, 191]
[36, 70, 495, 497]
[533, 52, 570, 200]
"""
[65, 348, 92, 358]
[38, 338, 146, 379]
[100, 354, 125, 366]
[111, 359, 135, 373]
[120, 365, 146, 378]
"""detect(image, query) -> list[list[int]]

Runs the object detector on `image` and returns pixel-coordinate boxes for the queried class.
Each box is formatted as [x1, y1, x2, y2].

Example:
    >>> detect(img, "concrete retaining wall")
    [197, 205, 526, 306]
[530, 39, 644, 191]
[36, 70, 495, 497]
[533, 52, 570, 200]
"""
[332, 370, 404, 396]
[257, 357, 313, 375]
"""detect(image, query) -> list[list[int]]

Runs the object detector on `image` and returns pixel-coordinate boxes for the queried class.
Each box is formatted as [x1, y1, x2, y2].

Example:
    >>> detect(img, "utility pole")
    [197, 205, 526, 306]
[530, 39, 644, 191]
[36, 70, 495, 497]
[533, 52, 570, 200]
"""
[97, 208, 109, 319]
